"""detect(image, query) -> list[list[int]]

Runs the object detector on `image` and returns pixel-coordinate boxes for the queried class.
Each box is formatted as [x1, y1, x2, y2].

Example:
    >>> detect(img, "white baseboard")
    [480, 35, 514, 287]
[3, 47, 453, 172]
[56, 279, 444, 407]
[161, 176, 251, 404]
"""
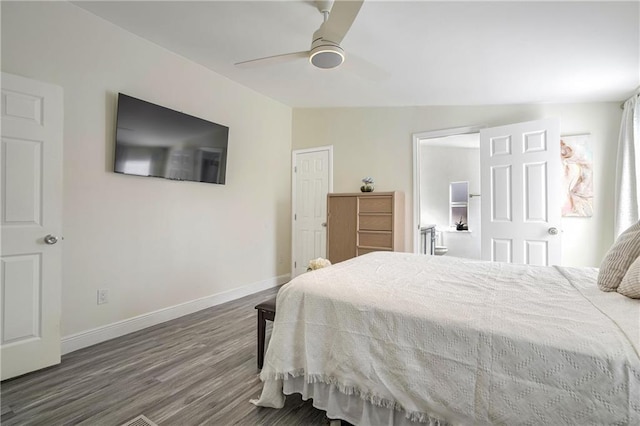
[61, 273, 289, 355]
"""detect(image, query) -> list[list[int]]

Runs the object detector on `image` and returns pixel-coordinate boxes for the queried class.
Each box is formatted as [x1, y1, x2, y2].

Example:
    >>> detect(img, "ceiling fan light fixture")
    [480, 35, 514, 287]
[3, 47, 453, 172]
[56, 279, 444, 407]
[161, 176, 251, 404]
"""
[310, 44, 345, 69]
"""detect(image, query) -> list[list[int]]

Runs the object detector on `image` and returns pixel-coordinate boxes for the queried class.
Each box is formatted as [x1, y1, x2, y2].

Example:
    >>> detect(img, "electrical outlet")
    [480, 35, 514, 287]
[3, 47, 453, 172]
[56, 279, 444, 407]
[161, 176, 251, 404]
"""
[97, 288, 108, 305]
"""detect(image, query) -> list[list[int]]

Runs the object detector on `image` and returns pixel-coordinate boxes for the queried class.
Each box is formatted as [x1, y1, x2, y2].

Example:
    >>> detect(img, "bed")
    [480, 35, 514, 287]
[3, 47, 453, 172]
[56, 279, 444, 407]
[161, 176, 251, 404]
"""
[252, 252, 640, 425]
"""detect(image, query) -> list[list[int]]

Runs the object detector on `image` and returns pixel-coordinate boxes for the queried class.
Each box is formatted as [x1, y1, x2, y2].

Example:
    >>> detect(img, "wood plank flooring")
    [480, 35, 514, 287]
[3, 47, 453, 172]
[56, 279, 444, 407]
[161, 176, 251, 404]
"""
[1, 287, 329, 425]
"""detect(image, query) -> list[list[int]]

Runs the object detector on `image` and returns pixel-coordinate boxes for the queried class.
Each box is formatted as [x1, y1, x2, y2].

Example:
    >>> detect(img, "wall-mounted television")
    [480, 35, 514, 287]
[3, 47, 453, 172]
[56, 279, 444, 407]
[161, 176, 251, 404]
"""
[114, 93, 229, 185]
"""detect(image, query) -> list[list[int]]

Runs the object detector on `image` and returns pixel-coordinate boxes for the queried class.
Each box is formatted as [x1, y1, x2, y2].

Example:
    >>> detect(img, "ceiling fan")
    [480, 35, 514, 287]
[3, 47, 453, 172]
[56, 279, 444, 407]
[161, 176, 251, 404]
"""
[235, 0, 364, 70]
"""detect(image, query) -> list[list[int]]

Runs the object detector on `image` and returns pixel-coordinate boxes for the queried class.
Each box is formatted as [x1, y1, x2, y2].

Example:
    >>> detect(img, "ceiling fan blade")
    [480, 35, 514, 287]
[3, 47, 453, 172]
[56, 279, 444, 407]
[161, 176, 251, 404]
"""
[343, 52, 389, 82]
[321, 0, 364, 44]
[235, 51, 309, 68]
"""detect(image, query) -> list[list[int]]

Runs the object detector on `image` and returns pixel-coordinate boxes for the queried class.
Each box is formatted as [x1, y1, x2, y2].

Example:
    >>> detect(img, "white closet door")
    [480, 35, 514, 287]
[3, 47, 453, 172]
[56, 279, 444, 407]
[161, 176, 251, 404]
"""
[292, 147, 332, 277]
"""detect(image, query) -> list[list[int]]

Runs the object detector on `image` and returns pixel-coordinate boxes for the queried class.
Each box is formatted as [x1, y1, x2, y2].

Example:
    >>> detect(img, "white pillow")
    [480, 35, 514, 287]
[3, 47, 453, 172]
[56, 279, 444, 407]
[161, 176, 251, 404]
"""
[618, 256, 640, 299]
[598, 221, 640, 292]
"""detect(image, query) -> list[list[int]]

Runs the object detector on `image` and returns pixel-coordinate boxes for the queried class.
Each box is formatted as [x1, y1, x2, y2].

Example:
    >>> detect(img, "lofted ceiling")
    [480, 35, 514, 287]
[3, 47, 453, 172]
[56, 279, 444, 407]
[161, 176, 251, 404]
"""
[73, 1, 640, 108]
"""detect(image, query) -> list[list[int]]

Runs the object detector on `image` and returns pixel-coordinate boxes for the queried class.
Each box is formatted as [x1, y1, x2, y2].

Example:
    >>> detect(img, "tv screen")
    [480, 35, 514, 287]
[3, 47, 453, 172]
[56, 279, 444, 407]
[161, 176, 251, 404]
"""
[114, 93, 229, 185]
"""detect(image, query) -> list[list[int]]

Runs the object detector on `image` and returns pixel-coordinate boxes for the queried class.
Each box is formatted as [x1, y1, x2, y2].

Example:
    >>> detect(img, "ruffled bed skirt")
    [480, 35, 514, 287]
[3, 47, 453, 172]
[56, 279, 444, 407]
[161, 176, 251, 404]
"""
[283, 376, 448, 426]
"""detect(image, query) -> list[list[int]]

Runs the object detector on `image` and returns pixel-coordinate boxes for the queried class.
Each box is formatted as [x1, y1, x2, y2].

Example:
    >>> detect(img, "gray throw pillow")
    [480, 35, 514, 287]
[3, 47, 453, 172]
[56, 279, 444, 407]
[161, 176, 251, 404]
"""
[598, 221, 640, 292]
[618, 256, 640, 299]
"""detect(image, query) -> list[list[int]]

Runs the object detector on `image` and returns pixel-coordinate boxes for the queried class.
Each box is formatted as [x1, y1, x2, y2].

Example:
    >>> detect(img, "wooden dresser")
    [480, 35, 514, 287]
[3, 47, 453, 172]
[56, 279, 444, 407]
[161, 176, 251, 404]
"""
[326, 191, 405, 264]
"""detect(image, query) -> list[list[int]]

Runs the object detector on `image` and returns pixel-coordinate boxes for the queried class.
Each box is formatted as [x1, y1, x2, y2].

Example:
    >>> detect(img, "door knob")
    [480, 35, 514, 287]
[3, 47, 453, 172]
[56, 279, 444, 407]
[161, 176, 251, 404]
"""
[548, 227, 559, 235]
[321, 222, 327, 227]
[44, 234, 59, 245]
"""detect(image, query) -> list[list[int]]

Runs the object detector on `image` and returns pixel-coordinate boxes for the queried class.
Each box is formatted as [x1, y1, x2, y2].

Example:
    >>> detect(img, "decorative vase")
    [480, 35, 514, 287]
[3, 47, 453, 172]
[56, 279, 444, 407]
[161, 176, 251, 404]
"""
[360, 184, 374, 192]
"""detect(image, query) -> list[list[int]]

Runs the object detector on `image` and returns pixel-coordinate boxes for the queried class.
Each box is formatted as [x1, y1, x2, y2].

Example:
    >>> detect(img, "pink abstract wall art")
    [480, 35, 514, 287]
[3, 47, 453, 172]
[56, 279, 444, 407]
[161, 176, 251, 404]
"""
[561, 134, 593, 217]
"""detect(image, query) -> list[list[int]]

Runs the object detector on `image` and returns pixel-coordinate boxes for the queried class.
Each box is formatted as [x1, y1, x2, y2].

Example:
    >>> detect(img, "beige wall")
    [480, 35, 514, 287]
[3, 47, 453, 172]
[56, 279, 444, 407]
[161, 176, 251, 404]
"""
[2, 2, 292, 336]
[293, 104, 622, 267]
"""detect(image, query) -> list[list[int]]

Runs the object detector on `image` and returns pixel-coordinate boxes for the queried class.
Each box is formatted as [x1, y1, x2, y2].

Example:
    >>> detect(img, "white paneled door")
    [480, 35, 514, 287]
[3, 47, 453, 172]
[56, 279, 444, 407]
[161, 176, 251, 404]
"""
[480, 118, 561, 266]
[1, 73, 63, 380]
[292, 147, 332, 277]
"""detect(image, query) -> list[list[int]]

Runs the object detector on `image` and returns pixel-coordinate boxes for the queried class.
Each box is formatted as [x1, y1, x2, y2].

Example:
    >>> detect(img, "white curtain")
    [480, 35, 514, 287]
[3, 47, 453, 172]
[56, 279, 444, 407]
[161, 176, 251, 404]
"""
[615, 94, 640, 237]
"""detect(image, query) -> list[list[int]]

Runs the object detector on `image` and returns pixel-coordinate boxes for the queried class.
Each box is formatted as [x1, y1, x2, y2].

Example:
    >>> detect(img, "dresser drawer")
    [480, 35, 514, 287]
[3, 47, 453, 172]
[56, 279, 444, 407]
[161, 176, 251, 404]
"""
[358, 196, 392, 213]
[359, 214, 392, 231]
[358, 231, 393, 248]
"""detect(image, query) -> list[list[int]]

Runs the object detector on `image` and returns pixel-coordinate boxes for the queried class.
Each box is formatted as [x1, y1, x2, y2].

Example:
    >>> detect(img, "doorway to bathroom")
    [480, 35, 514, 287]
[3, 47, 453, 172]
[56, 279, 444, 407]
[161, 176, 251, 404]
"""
[412, 126, 483, 259]
[413, 119, 562, 265]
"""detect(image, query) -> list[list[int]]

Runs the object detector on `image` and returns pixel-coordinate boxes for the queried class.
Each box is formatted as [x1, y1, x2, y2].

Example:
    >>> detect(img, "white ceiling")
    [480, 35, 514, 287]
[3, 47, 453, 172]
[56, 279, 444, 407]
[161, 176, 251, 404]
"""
[73, 1, 640, 108]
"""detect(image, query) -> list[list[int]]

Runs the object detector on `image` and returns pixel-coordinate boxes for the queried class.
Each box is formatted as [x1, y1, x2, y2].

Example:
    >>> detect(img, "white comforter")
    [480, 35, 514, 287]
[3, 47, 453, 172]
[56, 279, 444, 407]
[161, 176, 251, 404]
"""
[252, 252, 640, 425]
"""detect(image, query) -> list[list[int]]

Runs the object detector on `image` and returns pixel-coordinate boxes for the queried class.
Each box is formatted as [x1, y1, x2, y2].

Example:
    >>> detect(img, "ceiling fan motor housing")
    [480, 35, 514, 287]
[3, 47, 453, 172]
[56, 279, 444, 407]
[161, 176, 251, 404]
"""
[309, 41, 345, 69]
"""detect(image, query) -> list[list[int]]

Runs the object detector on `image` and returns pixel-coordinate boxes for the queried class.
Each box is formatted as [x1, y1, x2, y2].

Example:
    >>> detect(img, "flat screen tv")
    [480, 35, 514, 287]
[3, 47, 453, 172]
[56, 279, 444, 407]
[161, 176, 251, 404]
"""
[114, 93, 229, 185]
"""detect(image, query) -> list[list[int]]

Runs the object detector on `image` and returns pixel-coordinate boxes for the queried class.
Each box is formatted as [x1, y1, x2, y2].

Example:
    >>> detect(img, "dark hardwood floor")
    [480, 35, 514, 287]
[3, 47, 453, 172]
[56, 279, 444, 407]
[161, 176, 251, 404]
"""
[1, 287, 329, 425]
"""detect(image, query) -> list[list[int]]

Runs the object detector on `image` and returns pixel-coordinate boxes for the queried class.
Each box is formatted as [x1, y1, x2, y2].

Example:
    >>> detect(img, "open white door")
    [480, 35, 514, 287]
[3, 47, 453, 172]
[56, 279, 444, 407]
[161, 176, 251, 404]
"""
[291, 147, 333, 277]
[1, 73, 63, 379]
[480, 118, 561, 266]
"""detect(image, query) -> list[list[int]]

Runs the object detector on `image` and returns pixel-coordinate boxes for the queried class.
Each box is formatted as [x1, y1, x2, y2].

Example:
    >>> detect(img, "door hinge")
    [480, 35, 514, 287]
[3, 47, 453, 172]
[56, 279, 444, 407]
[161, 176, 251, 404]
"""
[294, 261, 297, 268]
[294, 213, 297, 220]
[294, 166, 297, 173]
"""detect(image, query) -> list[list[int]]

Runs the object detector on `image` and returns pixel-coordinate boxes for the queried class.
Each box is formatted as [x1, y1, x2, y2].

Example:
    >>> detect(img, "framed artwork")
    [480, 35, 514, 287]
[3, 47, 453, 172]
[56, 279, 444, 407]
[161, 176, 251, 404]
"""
[561, 134, 593, 217]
